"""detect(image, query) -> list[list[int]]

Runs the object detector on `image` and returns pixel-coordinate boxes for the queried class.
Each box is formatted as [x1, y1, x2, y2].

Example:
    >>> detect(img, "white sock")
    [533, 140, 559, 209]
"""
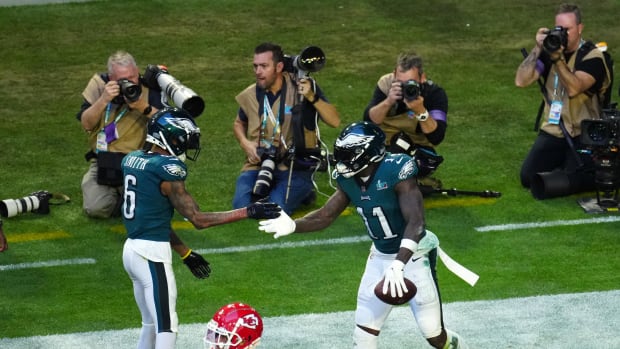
[155, 331, 176, 349]
[353, 326, 378, 349]
[136, 323, 155, 349]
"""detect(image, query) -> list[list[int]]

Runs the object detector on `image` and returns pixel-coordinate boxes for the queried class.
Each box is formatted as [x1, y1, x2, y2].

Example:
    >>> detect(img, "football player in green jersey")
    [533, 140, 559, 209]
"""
[122, 107, 280, 349]
[260, 121, 467, 349]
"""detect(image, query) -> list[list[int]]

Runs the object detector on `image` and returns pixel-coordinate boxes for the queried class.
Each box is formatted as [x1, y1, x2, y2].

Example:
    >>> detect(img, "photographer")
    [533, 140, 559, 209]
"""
[232, 42, 340, 215]
[77, 52, 209, 279]
[515, 3, 611, 198]
[364, 49, 448, 193]
[77, 50, 161, 218]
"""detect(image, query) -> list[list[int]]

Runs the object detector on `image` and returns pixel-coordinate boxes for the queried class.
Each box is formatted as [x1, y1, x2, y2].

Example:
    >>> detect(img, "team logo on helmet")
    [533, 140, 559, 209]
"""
[239, 313, 261, 329]
[335, 133, 375, 149]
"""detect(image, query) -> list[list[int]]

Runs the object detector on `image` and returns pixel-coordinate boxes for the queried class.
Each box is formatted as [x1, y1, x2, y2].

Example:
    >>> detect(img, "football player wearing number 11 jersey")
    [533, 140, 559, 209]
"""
[259, 121, 467, 349]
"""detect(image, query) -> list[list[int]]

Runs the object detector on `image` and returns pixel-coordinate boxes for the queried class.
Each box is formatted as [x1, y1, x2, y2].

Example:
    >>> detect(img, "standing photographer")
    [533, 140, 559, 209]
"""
[515, 3, 611, 198]
[232, 42, 340, 215]
[364, 49, 448, 194]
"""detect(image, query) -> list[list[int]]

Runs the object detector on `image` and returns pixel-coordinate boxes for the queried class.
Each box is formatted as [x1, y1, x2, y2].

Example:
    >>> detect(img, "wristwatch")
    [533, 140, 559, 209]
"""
[416, 110, 429, 121]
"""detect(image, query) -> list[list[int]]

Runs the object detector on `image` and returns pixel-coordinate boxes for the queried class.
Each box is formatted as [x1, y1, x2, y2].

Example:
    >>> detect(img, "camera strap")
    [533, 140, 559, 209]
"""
[258, 78, 288, 149]
[97, 103, 128, 152]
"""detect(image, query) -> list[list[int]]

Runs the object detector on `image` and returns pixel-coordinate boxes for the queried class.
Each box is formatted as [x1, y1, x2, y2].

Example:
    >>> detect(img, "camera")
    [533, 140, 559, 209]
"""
[252, 146, 278, 200]
[118, 78, 142, 102]
[283, 46, 326, 79]
[401, 80, 422, 101]
[543, 26, 568, 53]
[0, 190, 52, 218]
[580, 108, 620, 200]
[581, 109, 620, 147]
[143, 64, 205, 118]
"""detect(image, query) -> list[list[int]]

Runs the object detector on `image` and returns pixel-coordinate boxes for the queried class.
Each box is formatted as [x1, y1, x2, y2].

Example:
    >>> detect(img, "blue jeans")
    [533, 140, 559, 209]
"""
[232, 169, 314, 215]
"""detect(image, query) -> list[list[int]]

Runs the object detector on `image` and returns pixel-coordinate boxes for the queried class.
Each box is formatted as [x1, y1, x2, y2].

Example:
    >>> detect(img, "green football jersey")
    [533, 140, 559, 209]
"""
[121, 150, 188, 242]
[336, 153, 418, 254]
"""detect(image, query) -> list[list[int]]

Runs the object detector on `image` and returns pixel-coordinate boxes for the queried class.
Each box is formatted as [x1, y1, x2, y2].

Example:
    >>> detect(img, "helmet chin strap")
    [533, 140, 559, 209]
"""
[157, 130, 186, 161]
[337, 162, 368, 178]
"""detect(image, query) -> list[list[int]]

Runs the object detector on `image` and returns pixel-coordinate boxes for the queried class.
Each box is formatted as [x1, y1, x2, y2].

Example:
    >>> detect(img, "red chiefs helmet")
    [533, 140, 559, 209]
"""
[203, 302, 264, 349]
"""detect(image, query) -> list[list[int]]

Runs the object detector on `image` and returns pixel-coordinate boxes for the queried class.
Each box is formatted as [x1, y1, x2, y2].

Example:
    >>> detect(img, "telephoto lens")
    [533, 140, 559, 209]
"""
[252, 158, 276, 199]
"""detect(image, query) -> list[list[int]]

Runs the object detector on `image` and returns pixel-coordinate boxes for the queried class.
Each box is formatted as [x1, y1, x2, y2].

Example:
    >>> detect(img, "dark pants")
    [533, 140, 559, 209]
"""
[520, 131, 595, 195]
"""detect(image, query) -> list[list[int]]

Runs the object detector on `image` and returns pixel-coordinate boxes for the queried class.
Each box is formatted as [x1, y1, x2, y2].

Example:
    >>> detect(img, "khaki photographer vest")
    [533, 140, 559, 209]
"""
[376, 73, 434, 148]
[82, 74, 151, 154]
[540, 46, 611, 138]
[235, 73, 298, 171]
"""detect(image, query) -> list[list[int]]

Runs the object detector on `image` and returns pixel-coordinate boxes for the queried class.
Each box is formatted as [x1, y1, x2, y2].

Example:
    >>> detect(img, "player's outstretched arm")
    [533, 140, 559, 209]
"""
[260, 188, 350, 239]
[163, 180, 280, 230]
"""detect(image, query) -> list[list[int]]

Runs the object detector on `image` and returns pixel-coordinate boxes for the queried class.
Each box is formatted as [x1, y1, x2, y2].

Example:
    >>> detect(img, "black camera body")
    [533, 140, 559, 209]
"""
[581, 109, 620, 147]
[283, 46, 326, 79]
[117, 79, 142, 102]
[252, 146, 278, 200]
[580, 108, 620, 194]
[401, 80, 422, 101]
[543, 26, 568, 53]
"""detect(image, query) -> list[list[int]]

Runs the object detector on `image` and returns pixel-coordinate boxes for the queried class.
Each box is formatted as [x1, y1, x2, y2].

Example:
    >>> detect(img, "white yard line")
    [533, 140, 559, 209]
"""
[475, 215, 620, 232]
[1, 290, 618, 348]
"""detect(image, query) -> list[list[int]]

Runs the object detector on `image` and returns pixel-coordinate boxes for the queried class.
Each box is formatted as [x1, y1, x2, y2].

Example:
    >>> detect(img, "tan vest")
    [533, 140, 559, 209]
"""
[376, 73, 434, 148]
[235, 73, 298, 171]
[540, 46, 611, 138]
[82, 74, 151, 154]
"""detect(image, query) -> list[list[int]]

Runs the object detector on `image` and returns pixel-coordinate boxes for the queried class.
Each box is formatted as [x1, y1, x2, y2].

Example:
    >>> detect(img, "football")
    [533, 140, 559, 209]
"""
[374, 277, 417, 305]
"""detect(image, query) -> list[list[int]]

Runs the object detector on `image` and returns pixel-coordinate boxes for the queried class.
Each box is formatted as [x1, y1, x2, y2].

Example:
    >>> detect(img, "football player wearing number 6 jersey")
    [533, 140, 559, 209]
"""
[121, 107, 281, 349]
[259, 121, 467, 349]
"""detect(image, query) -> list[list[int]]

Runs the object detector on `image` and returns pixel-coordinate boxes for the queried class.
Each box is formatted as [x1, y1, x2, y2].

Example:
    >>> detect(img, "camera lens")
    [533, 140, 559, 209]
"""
[542, 27, 567, 53]
[118, 79, 142, 102]
[252, 158, 276, 198]
[401, 80, 421, 101]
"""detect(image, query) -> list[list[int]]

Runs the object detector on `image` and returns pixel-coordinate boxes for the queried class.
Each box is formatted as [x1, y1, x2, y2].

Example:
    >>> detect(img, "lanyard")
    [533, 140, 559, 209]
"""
[104, 103, 128, 126]
[259, 78, 287, 148]
[552, 39, 585, 100]
[261, 94, 281, 147]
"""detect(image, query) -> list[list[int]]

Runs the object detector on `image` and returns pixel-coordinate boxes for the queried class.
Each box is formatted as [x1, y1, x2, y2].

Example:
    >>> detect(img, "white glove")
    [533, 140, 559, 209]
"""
[258, 210, 296, 239]
[382, 260, 407, 297]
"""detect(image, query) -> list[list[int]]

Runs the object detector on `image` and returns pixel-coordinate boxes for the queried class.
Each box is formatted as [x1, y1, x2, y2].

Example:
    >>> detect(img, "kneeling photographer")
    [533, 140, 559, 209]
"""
[77, 51, 163, 218]
[232, 42, 340, 215]
[515, 4, 612, 199]
[77, 51, 204, 218]
[364, 49, 448, 194]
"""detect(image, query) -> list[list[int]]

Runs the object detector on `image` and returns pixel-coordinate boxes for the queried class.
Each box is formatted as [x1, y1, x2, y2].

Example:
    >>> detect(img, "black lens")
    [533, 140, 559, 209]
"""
[118, 79, 142, 102]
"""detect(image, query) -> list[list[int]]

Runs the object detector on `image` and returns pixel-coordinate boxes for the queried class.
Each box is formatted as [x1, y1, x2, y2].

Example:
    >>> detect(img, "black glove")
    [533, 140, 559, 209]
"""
[247, 201, 281, 219]
[182, 250, 211, 279]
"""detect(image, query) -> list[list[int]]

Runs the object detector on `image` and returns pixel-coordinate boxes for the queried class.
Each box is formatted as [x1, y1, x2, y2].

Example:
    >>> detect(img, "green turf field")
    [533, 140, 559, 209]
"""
[0, 0, 619, 343]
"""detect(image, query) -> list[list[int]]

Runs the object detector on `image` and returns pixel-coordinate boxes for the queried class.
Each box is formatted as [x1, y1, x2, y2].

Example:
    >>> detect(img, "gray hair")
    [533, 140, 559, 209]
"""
[107, 50, 137, 75]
